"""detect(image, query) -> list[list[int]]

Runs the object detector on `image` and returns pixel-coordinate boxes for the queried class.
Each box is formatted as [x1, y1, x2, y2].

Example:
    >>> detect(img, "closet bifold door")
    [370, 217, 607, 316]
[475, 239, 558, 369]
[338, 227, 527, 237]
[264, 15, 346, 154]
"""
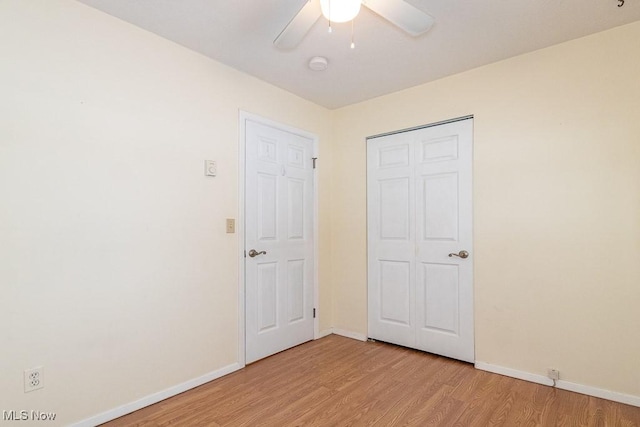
[367, 131, 417, 348]
[367, 118, 474, 363]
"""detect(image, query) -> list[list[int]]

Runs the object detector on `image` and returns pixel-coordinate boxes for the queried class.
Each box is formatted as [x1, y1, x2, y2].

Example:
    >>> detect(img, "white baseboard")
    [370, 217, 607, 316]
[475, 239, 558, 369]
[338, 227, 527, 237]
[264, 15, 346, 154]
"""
[331, 328, 368, 342]
[475, 361, 640, 408]
[70, 362, 243, 427]
[71, 331, 363, 426]
[555, 379, 640, 408]
[317, 328, 334, 339]
[71, 348, 639, 426]
[475, 361, 554, 386]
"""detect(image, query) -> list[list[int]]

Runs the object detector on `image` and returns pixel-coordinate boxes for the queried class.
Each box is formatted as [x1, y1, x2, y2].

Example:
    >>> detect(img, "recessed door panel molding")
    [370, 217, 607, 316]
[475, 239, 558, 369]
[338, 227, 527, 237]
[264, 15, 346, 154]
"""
[287, 178, 305, 239]
[422, 172, 459, 241]
[379, 144, 410, 168]
[257, 262, 278, 332]
[287, 259, 305, 323]
[421, 263, 459, 335]
[258, 173, 277, 240]
[368, 117, 474, 363]
[379, 260, 411, 325]
[245, 118, 315, 364]
[379, 177, 411, 240]
[259, 137, 278, 163]
[288, 145, 305, 168]
[420, 135, 459, 163]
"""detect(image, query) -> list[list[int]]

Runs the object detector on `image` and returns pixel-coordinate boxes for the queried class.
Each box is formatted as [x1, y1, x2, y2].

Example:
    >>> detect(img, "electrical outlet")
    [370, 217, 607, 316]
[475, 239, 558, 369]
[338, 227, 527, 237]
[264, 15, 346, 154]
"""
[24, 367, 43, 393]
[547, 368, 560, 381]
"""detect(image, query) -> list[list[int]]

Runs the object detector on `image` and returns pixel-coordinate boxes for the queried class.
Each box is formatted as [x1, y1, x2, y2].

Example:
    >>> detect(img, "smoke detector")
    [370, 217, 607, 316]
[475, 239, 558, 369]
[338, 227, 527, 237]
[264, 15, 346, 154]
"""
[309, 56, 328, 71]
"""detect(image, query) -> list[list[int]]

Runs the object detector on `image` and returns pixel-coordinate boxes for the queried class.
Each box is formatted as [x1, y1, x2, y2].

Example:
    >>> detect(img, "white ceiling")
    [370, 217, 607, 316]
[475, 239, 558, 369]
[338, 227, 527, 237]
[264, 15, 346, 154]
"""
[77, 0, 640, 109]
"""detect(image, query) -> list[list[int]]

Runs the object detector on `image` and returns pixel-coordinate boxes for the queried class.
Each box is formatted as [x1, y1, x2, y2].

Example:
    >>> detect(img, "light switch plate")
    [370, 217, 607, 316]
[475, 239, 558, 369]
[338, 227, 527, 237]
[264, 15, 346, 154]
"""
[226, 218, 235, 233]
[205, 160, 217, 177]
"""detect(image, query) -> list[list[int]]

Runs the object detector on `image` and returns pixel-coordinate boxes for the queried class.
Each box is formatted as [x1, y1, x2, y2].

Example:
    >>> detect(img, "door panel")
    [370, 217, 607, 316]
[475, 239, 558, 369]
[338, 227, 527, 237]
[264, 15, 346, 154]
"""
[379, 177, 411, 240]
[287, 178, 305, 239]
[287, 259, 305, 322]
[415, 120, 473, 362]
[421, 136, 459, 163]
[422, 173, 459, 241]
[421, 262, 459, 334]
[379, 260, 412, 325]
[367, 134, 416, 347]
[258, 173, 277, 240]
[368, 118, 474, 363]
[245, 119, 314, 364]
[257, 262, 277, 331]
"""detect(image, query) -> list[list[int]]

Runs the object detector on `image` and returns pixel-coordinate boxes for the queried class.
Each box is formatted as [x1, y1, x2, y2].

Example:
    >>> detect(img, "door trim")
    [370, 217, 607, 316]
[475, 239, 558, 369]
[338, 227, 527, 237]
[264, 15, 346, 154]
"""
[237, 110, 319, 367]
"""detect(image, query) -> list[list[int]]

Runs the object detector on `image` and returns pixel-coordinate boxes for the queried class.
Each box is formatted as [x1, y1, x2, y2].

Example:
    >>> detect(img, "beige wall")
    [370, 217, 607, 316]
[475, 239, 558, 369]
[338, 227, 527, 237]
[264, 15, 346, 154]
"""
[0, 1, 332, 425]
[2, 0, 639, 424]
[331, 21, 640, 397]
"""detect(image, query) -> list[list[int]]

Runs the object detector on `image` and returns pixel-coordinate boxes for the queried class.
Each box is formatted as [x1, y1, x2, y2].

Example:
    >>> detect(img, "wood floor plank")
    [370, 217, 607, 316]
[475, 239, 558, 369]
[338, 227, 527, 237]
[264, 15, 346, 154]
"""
[102, 335, 640, 427]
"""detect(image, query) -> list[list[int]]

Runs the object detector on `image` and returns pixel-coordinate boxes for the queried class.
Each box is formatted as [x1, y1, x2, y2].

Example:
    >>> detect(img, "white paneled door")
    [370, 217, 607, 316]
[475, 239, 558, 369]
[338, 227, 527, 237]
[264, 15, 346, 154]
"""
[367, 118, 474, 363]
[245, 119, 315, 364]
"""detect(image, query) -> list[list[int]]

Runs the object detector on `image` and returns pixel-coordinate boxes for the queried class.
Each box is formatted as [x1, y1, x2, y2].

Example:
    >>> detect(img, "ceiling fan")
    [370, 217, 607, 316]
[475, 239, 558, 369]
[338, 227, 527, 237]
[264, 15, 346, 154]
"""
[274, 0, 435, 50]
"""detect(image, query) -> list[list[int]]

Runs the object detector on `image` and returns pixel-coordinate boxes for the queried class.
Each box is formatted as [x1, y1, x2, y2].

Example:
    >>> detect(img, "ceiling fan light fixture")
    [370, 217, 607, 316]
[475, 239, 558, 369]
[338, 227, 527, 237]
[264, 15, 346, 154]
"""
[320, 0, 361, 23]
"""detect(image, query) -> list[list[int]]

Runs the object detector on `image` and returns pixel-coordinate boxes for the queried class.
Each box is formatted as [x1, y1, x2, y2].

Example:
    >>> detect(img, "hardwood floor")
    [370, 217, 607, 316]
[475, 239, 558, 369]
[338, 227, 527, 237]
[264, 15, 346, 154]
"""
[102, 335, 640, 426]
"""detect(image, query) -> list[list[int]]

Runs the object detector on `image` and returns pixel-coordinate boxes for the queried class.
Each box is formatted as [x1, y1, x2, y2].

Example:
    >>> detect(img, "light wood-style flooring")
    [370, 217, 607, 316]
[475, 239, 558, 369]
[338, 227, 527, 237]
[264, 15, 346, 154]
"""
[103, 335, 640, 426]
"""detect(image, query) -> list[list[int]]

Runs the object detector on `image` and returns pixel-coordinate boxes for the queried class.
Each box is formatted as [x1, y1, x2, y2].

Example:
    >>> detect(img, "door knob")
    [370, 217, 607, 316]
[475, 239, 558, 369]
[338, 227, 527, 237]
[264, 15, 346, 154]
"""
[248, 249, 267, 258]
[448, 250, 469, 259]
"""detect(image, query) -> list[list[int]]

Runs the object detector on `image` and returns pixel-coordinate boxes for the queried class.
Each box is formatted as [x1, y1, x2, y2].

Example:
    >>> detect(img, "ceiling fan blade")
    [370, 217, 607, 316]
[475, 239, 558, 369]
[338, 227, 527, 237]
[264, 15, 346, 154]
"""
[362, 0, 435, 36]
[274, 0, 322, 50]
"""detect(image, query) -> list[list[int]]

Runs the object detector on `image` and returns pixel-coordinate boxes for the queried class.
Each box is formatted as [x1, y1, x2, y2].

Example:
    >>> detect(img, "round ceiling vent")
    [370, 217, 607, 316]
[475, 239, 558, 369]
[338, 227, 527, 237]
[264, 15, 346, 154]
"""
[308, 56, 328, 71]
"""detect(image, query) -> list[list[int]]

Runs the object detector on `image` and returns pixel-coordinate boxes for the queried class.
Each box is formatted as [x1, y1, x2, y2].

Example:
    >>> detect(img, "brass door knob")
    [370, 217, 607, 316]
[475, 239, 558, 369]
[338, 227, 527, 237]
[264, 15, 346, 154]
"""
[448, 250, 469, 259]
[248, 249, 267, 258]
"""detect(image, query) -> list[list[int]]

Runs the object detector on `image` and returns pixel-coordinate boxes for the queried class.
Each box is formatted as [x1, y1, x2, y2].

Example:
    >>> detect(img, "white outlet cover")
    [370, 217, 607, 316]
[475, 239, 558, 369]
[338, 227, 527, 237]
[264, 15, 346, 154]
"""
[24, 366, 44, 392]
[205, 160, 217, 177]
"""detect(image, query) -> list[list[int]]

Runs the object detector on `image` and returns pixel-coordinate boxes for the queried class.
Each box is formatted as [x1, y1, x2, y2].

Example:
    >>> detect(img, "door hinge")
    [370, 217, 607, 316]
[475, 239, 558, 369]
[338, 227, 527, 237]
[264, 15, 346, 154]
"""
[313, 308, 316, 318]
[312, 157, 318, 169]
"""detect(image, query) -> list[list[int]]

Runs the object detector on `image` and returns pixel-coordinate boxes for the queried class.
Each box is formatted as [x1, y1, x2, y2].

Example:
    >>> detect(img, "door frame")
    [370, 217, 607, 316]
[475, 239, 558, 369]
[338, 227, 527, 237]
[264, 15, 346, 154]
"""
[365, 115, 475, 359]
[237, 110, 320, 367]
